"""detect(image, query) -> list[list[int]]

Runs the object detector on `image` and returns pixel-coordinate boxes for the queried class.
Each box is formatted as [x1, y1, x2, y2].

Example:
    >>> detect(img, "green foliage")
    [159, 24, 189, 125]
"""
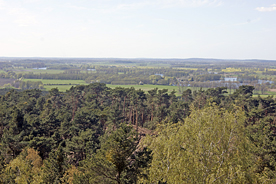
[1, 84, 276, 183]
[247, 117, 276, 182]
[74, 124, 151, 184]
[194, 74, 222, 82]
[0, 148, 43, 184]
[41, 146, 67, 184]
[145, 105, 258, 183]
[18, 81, 44, 90]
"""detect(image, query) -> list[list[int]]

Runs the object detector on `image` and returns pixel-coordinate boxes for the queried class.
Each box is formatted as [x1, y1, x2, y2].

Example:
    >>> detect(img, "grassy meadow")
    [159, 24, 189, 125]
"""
[23, 79, 87, 85]
[22, 79, 185, 94]
[22, 79, 276, 97]
[13, 69, 65, 74]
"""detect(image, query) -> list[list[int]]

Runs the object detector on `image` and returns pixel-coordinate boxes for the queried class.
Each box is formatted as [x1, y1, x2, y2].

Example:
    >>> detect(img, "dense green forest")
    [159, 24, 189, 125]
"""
[1, 83, 276, 183]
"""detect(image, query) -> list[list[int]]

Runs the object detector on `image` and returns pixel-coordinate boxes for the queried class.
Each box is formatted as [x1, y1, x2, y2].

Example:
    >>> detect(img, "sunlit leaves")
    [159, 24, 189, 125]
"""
[145, 105, 257, 183]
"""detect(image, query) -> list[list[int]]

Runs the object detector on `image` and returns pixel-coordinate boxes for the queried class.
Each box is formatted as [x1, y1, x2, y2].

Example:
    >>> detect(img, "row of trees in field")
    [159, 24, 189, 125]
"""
[1, 66, 223, 85]
[1, 83, 276, 183]
[177, 80, 271, 95]
[13, 81, 44, 90]
[0, 80, 44, 90]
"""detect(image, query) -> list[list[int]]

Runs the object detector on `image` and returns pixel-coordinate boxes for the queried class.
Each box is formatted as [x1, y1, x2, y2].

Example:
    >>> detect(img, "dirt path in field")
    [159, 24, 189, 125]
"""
[269, 89, 276, 92]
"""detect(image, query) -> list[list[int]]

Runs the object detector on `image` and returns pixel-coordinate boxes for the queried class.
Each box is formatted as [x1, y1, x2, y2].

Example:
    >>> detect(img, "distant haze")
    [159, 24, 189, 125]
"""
[0, 0, 275, 60]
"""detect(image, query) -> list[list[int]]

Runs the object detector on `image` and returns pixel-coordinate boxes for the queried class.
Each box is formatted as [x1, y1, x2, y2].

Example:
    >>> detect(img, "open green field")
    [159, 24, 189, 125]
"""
[13, 69, 65, 74]
[90, 62, 171, 68]
[22, 79, 276, 97]
[135, 64, 171, 68]
[262, 90, 276, 95]
[35, 82, 183, 94]
[252, 94, 273, 98]
[23, 79, 87, 85]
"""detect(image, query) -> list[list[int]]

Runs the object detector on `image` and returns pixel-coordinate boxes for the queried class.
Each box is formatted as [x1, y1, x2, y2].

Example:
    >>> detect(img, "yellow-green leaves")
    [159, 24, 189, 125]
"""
[1, 148, 43, 184]
[145, 105, 257, 183]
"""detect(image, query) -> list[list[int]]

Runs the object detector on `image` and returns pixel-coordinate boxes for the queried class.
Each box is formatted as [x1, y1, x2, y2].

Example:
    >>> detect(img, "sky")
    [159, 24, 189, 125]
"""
[0, 0, 276, 60]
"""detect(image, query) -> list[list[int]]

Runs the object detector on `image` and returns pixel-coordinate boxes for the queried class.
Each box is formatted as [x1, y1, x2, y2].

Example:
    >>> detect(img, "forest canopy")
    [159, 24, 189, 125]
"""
[0, 83, 276, 183]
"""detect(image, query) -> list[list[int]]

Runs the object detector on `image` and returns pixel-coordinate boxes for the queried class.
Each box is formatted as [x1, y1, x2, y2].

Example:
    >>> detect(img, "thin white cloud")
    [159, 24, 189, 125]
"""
[8, 7, 37, 27]
[101, 0, 221, 13]
[117, 2, 150, 10]
[66, 4, 89, 10]
[23, 0, 42, 3]
[101, 2, 151, 13]
[256, 4, 276, 12]
[152, 18, 168, 21]
[157, 0, 222, 8]
[0, 0, 5, 9]
[0, 1, 38, 27]
[14, 14, 37, 27]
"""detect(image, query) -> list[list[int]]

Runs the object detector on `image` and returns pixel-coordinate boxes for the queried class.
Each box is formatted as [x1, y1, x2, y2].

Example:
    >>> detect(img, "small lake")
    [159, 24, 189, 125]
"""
[33, 67, 47, 70]
[223, 77, 273, 84]
[224, 77, 237, 82]
[155, 74, 164, 77]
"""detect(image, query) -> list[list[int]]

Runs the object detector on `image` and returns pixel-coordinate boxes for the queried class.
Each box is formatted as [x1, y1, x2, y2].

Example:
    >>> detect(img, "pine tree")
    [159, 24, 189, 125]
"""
[41, 146, 67, 184]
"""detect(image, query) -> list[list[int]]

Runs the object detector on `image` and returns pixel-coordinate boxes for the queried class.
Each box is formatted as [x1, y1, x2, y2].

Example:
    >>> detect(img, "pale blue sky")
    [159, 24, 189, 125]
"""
[0, 0, 275, 59]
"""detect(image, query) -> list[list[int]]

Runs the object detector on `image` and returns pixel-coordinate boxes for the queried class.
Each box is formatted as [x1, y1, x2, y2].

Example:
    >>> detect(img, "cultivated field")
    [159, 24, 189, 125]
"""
[23, 79, 87, 85]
